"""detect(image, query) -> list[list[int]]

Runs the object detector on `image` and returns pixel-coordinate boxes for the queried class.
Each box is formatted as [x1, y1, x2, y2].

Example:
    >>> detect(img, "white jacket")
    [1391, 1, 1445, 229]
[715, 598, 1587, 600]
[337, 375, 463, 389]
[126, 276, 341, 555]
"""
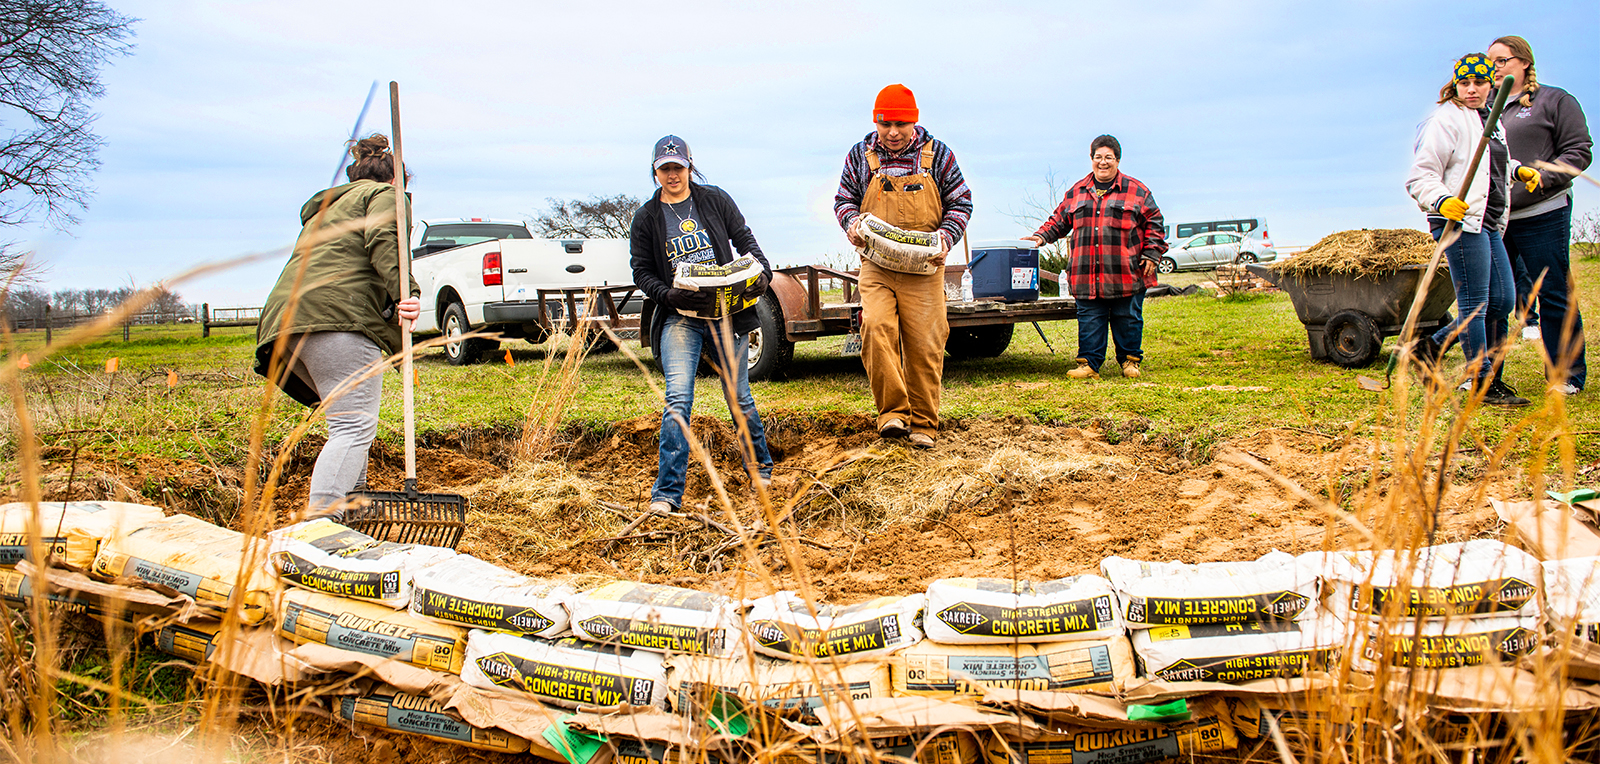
[1406, 101, 1518, 234]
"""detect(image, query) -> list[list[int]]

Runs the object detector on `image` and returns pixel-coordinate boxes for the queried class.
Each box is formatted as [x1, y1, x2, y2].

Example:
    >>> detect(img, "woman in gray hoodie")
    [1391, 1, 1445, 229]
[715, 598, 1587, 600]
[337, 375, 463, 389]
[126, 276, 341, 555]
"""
[1488, 35, 1591, 395]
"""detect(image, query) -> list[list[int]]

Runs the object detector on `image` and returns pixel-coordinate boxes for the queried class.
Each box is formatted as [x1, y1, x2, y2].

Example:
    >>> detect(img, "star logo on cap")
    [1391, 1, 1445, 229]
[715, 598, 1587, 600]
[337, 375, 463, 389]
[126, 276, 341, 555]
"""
[662, 141, 680, 155]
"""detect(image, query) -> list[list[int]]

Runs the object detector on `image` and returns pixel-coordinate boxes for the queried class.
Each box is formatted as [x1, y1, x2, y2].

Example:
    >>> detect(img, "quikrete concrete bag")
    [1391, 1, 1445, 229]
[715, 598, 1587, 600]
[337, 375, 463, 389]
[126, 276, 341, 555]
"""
[0, 566, 165, 624]
[151, 619, 227, 663]
[1130, 616, 1346, 683]
[891, 635, 1136, 695]
[856, 213, 941, 275]
[923, 576, 1121, 645]
[567, 581, 735, 656]
[338, 686, 531, 754]
[1312, 540, 1543, 620]
[985, 696, 1239, 764]
[744, 592, 923, 660]
[896, 636, 1132, 696]
[90, 513, 273, 625]
[1, 501, 166, 570]
[268, 519, 454, 609]
[1102, 551, 1319, 628]
[1356, 615, 1541, 671]
[672, 255, 765, 320]
[665, 653, 890, 718]
[461, 631, 668, 709]
[278, 587, 466, 674]
[409, 554, 573, 637]
[1542, 557, 1600, 643]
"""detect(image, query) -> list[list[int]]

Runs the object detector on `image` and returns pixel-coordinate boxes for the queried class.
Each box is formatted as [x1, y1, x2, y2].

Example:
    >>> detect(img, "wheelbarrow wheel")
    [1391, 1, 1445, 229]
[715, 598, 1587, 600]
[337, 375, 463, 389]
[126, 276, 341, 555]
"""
[1325, 310, 1382, 368]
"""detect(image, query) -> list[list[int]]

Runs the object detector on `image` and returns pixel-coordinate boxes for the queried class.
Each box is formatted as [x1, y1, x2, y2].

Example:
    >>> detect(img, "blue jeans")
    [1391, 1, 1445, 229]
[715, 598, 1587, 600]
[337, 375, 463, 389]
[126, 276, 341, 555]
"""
[1429, 222, 1514, 384]
[1075, 294, 1143, 371]
[653, 315, 773, 508]
[1504, 205, 1586, 390]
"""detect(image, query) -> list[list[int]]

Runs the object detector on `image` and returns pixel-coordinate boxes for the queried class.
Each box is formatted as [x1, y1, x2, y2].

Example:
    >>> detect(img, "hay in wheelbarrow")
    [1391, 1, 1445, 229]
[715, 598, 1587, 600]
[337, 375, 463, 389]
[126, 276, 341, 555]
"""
[1273, 229, 1435, 279]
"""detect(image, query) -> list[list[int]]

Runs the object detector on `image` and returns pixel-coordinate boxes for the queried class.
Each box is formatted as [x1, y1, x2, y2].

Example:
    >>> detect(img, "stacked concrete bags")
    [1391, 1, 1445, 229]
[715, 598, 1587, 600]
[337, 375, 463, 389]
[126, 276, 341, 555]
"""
[1103, 552, 1339, 681]
[744, 592, 923, 660]
[277, 587, 468, 673]
[895, 576, 1136, 696]
[409, 554, 573, 637]
[90, 513, 275, 625]
[0, 501, 166, 570]
[568, 581, 737, 656]
[267, 519, 455, 608]
[461, 631, 668, 709]
[1313, 541, 1544, 671]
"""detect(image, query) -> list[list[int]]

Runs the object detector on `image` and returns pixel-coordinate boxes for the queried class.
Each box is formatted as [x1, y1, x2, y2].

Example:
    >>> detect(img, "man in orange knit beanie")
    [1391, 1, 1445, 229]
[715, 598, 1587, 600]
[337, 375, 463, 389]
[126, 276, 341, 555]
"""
[834, 84, 973, 449]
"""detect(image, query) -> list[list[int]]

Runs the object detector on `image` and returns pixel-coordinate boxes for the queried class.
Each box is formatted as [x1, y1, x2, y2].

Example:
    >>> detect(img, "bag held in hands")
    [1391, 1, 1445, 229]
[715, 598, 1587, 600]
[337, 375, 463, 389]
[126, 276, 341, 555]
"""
[856, 213, 941, 275]
[672, 255, 765, 319]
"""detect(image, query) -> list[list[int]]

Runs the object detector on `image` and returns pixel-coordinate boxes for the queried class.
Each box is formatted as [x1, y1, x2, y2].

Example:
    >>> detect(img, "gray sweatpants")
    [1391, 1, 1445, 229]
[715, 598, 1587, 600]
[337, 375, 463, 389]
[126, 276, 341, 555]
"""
[287, 332, 384, 514]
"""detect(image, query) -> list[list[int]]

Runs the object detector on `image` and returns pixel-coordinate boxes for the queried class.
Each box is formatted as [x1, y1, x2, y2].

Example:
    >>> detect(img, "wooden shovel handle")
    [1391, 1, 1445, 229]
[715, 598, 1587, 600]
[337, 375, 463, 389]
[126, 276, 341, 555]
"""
[390, 81, 415, 482]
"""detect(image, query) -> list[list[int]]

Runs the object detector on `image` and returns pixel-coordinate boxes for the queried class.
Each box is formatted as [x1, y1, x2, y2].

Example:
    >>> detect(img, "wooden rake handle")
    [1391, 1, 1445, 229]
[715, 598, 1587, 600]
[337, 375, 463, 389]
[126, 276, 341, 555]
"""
[389, 81, 416, 488]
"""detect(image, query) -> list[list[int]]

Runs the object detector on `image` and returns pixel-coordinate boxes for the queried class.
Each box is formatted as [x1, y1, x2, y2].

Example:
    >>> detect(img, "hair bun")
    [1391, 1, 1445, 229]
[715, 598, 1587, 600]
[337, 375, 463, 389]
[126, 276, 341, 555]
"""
[350, 133, 392, 161]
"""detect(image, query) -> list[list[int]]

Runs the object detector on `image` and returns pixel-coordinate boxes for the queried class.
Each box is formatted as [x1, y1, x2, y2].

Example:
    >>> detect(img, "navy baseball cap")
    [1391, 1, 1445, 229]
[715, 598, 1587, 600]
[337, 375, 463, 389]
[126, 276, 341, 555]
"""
[653, 135, 691, 170]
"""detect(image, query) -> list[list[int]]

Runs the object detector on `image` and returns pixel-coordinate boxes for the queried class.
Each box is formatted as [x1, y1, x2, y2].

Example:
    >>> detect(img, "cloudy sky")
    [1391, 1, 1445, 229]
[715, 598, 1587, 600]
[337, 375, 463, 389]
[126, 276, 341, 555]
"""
[15, 0, 1600, 306]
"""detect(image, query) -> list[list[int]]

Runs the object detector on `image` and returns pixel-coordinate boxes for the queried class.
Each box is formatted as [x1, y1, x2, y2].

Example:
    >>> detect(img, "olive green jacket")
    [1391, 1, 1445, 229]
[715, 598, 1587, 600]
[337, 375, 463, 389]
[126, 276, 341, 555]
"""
[254, 179, 420, 407]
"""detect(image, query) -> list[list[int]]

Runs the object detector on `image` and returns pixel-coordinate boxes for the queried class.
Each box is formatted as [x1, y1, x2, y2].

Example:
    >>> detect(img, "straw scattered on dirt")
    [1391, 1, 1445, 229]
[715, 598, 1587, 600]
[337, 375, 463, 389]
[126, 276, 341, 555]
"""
[1273, 228, 1437, 278]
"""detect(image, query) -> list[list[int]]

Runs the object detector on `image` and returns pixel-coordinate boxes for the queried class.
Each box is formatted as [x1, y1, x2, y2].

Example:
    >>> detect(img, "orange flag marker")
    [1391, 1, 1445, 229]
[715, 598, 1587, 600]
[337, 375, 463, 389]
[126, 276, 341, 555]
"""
[167, 369, 179, 387]
[105, 357, 119, 374]
[504, 349, 514, 366]
[16, 354, 29, 370]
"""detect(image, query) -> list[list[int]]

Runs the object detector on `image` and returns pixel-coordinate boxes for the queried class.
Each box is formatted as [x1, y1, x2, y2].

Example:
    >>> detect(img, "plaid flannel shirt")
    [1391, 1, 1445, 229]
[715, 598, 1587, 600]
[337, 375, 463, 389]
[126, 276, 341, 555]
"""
[1033, 172, 1168, 300]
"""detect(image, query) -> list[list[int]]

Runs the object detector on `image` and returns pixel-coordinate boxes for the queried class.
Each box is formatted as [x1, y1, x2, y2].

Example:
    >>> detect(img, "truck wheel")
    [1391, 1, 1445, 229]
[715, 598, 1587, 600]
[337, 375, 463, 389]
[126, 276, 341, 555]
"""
[946, 324, 1015, 359]
[1324, 310, 1381, 368]
[746, 293, 793, 382]
[441, 302, 486, 366]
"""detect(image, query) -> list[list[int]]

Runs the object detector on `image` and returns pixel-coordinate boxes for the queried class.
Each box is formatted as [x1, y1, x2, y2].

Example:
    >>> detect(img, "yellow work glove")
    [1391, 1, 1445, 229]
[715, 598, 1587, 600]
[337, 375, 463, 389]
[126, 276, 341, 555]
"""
[1515, 166, 1542, 193]
[1437, 196, 1468, 221]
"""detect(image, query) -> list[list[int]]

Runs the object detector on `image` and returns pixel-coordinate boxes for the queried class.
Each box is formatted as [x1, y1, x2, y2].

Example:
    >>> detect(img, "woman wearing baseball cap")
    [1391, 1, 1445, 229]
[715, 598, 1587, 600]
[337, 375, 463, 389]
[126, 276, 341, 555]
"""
[629, 135, 776, 513]
[1406, 53, 1540, 406]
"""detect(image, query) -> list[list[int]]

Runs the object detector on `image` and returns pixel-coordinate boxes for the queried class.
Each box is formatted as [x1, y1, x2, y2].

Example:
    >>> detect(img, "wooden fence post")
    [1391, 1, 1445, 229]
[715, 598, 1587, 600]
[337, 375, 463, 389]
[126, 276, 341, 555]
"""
[202, 303, 210, 338]
[44, 305, 51, 345]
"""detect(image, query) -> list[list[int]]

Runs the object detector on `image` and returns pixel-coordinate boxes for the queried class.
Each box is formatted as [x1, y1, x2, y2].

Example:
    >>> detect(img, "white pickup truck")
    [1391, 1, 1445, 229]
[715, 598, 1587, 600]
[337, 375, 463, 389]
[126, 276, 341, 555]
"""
[409, 218, 638, 364]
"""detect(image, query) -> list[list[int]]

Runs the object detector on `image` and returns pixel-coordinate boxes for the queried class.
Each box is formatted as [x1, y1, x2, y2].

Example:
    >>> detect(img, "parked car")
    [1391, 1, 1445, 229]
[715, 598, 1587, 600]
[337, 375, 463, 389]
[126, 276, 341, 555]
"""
[1156, 232, 1277, 273]
[1168, 216, 1269, 242]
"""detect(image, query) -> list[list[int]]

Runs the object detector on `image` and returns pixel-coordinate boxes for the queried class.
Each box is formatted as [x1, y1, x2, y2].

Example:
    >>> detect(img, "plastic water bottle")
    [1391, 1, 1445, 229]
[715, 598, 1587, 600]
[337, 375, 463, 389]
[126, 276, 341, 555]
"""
[960, 269, 974, 302]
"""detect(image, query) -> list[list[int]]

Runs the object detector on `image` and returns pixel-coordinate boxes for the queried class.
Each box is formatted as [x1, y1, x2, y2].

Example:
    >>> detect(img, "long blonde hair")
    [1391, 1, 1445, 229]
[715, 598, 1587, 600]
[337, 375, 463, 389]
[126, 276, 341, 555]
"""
[1491, 35, 1539, 107]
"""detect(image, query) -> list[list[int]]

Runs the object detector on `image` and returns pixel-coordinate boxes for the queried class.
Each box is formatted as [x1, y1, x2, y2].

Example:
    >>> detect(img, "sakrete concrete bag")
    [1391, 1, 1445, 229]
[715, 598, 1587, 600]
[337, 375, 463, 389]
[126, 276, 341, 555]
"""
[890, 635, 1136, 695]
[1311, 540, 1543, 620]
[268, 519, 455, 609]
[1355, 615, 1541, 671]
[665, 653, 890, 718]
[90, 513, 274, 625]
[461, 631, 668, 709]
[409, 554, 573, 637]
[671, 255, 765, 320]
[567, 581, 736, 656]
[923, 576, 1122, 644]
[1102, 551, 1320, 628]
[855, 213, 940, 275]
[1543, 557, 1600, 644]
[744, 592, 923, 660]
[277, 586, 467, 674]
[1130, 615, 1347, 683]
[338, 686, 532, 754]
[1, 501, 166, 570]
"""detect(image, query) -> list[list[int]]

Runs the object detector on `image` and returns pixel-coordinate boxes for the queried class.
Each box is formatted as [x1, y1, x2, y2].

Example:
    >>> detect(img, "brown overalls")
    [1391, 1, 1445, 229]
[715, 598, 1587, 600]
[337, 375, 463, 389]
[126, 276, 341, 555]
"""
[858, 142, 949, 437]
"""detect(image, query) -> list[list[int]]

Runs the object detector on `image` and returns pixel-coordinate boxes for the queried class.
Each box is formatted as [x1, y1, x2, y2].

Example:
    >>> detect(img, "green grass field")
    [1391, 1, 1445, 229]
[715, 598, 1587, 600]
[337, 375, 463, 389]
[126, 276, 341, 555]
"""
[4, 258, 1597, 471]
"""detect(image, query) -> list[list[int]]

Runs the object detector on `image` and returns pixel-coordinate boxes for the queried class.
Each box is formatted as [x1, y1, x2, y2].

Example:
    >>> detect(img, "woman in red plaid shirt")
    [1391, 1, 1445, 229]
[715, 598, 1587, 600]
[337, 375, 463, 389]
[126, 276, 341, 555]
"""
[1024, 135, 1168, 379]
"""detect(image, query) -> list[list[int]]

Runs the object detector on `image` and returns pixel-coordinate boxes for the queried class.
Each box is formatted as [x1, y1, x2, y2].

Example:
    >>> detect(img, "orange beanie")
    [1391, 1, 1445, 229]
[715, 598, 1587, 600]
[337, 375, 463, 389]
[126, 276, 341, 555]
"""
[873, 84, 918, 123]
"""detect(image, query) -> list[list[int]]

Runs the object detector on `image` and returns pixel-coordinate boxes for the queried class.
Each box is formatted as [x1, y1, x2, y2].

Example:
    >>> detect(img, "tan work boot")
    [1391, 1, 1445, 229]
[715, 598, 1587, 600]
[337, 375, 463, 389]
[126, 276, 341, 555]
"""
[1120, 358, 1142, 378]
[1066, 359, 1099, 379]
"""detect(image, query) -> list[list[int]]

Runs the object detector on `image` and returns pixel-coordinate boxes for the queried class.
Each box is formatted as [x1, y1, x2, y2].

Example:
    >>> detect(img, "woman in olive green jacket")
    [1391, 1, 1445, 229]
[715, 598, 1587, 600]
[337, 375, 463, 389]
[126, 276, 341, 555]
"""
[255, 135, 421, 518]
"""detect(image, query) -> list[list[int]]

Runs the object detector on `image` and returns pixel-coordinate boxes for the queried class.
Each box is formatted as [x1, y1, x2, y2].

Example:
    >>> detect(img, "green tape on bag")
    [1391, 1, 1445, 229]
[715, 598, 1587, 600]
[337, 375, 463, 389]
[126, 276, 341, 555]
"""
[1127, 698, 1190, 722]
[541, 714, 608, 764]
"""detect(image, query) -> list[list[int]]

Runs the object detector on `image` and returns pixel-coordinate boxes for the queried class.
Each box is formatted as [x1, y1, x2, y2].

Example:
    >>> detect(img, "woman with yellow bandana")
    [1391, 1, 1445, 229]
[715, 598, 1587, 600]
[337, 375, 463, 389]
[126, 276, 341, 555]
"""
[1406, 53, 1538, 406]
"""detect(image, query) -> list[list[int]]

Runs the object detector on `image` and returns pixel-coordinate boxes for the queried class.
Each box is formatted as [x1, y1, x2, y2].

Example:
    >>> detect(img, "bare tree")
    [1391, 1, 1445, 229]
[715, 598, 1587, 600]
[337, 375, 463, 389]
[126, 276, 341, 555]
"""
[1007, 169, 1072, 290]
[1573, 208, 1599, 260]
[529, 194, 641, 238]
[0, 0, 135, 232]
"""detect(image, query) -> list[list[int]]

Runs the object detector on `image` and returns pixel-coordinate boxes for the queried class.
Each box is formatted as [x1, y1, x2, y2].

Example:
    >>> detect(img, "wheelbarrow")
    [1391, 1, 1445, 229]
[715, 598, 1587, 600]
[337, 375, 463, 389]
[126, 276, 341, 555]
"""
[1247, 263, 1455, 368]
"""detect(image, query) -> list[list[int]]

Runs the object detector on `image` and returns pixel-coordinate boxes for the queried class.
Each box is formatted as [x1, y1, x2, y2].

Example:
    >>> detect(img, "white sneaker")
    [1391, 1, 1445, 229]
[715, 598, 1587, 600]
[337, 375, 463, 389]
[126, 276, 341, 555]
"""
[1522, 325, 1542, 340]
[1553, 383, 1580, 396]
